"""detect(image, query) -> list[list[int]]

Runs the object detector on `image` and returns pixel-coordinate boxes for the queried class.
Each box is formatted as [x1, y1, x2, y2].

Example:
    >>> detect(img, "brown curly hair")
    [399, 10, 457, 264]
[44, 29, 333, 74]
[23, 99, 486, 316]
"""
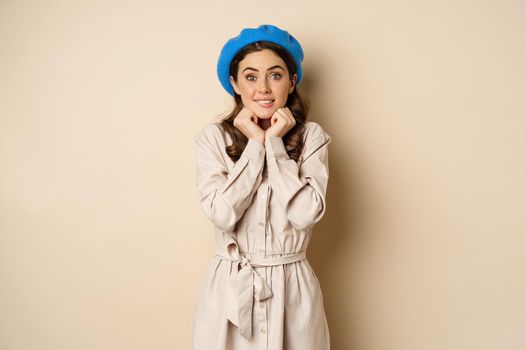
[218, 41, 309, 162]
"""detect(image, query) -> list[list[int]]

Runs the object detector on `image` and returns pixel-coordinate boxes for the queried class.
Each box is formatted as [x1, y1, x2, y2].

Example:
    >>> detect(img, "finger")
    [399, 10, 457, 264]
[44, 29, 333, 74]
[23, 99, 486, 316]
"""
[275, 108, 286, 118]
[278, 109, 291, 122]
[285, 110, 295, 123]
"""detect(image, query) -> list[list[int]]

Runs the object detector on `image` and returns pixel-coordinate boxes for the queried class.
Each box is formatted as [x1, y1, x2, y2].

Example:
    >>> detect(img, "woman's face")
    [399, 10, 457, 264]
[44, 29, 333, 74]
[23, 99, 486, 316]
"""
[230, 49, 297, 119]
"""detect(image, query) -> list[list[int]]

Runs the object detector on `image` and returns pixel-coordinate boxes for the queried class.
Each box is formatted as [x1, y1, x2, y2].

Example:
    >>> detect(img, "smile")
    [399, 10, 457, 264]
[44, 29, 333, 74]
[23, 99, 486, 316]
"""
[255, 99, 275, 107]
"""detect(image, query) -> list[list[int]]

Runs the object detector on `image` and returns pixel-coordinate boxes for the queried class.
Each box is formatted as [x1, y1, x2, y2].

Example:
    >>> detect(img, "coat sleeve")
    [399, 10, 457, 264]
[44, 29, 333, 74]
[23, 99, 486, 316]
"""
[194, 123, 266, 232]
[265, 123, 332, 230]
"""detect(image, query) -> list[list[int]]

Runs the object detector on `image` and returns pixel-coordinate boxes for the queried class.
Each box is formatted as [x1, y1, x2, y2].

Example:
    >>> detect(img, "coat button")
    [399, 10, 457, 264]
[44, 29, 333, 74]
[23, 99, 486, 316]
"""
[260, 328, 266, 334]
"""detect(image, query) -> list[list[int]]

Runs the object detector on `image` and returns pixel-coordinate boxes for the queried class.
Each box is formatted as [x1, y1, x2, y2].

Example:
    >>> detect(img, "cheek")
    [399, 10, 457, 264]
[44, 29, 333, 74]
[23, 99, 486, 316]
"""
[275, 82, 291, 98]
[241, 95, 254, 106]
[238, 85, 254, 100]
[276, 89, 289, 105]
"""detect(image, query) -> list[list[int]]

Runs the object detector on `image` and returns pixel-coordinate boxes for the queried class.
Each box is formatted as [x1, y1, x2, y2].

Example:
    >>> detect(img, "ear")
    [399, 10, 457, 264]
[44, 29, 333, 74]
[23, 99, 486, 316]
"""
[288, 73, 297, 94]
[230, 76, 241, 95]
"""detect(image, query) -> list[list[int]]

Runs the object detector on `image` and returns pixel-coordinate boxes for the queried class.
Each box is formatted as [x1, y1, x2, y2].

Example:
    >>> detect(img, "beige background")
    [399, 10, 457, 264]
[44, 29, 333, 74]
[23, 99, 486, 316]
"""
[1, 0, 524, 349]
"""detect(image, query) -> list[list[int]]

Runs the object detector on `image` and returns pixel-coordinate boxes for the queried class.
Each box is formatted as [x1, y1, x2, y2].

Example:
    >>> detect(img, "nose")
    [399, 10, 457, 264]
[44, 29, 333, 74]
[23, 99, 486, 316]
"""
[257, 78, 270, 94]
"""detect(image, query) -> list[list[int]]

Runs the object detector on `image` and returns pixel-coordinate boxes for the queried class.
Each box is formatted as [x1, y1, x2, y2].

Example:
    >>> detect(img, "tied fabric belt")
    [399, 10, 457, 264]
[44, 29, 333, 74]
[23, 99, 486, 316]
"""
[214, 241, 306, 340]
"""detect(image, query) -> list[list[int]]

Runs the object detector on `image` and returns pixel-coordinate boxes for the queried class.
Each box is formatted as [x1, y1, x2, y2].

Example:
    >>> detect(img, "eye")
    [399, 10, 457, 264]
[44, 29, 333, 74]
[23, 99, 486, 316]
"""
[270, 73, 281, 79]
[245, 74, 256, 81]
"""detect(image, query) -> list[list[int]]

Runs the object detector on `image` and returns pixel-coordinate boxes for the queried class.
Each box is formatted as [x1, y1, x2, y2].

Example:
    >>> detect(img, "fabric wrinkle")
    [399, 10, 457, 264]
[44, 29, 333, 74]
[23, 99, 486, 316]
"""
[193, 121, 331, 349]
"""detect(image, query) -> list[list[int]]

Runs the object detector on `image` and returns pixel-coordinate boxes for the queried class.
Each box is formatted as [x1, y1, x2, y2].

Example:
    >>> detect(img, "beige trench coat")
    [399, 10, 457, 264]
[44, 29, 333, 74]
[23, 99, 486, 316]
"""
[192, 120, 331, 350]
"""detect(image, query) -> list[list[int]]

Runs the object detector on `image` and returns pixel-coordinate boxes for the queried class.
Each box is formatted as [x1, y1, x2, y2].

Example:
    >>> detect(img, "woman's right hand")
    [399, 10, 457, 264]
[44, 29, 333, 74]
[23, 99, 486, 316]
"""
[233, 106, 265, 144]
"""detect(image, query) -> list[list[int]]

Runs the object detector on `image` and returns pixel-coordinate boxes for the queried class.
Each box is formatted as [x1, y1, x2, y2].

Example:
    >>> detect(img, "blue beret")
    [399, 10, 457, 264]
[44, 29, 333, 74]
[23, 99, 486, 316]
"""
[217, 24, 304, 96]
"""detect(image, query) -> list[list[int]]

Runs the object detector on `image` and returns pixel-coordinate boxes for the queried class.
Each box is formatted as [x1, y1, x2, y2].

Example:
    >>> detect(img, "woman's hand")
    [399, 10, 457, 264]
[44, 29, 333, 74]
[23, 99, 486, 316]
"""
[233, 106, 265, 144]
[265, 107, 296, 140]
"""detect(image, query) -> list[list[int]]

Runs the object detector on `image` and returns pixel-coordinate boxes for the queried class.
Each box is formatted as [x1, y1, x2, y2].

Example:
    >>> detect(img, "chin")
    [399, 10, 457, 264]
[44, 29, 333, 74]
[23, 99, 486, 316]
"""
[253, 108, 274, 119]
[255, 106, 283, 119]
[256, 113, 273, 119]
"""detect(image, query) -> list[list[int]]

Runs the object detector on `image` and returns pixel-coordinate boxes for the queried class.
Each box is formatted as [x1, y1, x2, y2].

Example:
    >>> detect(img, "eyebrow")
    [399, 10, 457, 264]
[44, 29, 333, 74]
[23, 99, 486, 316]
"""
[242, 65, 285, 73]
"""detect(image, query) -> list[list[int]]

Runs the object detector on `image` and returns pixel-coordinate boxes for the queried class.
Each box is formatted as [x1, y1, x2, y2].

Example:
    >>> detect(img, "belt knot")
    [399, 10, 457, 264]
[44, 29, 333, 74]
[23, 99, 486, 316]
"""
[214, 239, 307, 340]
[239, 256, 252, 269]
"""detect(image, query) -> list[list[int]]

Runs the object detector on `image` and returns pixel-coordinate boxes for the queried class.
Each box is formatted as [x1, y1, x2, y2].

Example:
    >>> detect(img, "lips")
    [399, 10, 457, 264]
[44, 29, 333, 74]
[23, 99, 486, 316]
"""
[255, 99, 275, 108]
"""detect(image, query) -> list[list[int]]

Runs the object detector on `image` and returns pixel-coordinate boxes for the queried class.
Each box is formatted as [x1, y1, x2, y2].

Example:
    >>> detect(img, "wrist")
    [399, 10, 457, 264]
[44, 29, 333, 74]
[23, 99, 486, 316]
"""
[252, 136, 264, 145]
[265, 134, 280, 141]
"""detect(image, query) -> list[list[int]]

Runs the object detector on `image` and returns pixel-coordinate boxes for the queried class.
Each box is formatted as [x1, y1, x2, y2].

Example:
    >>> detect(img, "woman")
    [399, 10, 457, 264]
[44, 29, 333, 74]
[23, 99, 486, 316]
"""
[193, 24, 332, 349]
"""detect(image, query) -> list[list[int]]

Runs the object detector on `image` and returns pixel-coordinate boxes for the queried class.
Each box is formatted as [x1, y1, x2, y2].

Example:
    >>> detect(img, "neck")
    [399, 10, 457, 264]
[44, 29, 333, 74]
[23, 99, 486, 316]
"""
[259, 118, 271, 130]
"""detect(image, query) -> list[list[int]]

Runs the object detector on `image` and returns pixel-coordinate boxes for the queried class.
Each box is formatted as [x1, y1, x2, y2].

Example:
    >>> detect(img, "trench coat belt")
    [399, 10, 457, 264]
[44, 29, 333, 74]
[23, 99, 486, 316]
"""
[214, 249, 307, 340]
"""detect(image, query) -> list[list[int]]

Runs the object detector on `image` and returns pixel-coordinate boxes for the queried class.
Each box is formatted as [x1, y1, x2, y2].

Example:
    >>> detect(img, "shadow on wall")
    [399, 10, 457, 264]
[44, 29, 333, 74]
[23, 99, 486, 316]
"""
[301, 49, 369, 350]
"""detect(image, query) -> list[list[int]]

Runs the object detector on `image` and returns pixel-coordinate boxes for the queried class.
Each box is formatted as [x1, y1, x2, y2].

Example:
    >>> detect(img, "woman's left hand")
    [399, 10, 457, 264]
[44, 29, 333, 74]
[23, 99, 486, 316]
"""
[265, 107, 296, 139]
